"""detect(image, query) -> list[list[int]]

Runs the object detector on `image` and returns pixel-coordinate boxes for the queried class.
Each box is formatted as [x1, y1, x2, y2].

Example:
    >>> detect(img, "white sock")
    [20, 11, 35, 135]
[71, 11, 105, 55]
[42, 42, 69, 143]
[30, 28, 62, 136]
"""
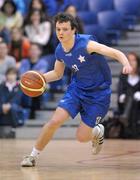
[30, 147, 41, 157]
[92, 125, 100, 138]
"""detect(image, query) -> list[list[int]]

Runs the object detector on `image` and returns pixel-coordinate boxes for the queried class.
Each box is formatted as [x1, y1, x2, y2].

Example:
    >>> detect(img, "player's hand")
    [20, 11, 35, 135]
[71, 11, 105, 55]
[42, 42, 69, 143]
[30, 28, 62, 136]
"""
[122, 64, 133, 74]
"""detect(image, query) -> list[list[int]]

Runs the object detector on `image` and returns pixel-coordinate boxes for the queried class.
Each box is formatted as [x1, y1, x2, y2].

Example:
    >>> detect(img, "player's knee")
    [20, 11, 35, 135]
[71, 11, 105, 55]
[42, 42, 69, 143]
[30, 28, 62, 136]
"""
[76, 132, 88, 143]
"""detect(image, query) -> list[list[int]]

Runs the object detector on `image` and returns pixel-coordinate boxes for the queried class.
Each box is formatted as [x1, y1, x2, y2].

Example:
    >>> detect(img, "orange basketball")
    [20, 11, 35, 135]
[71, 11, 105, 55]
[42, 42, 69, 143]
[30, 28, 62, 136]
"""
[20, 71, 47, 97]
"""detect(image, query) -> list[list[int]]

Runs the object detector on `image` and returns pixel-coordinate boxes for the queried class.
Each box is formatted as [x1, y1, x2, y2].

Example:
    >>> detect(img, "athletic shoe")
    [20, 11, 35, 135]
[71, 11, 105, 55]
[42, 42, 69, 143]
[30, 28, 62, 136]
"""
[21, 155, 36, 167]
[92, 124, 104, 155]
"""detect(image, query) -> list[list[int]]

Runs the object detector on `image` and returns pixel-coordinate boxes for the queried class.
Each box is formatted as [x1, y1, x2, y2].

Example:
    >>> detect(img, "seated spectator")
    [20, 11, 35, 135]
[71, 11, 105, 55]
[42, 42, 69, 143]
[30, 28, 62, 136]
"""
[0, 68, 25, 138]
[28, 0, 47, 18]
[9, 27, 31, 68]
[19, 43, 49, 74]
[117, 52, 140, 138]
[0, 27, 11, 44]
[0, 40, 16, 84]
[0, 0, 23, 30]
[24, 9, 52, 54]
[19, 43, 49, 118]
[64, 4, 84, 34]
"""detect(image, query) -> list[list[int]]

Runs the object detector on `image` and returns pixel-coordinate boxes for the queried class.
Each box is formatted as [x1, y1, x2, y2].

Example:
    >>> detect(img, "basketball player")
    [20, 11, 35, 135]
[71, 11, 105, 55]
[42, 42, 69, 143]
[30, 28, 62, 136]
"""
[21, 13, 132, 167]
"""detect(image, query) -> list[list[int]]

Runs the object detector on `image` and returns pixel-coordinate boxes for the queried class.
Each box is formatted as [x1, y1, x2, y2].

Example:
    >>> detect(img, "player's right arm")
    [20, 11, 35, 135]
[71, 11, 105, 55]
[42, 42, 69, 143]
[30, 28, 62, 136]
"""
[43, 60, 65, 83]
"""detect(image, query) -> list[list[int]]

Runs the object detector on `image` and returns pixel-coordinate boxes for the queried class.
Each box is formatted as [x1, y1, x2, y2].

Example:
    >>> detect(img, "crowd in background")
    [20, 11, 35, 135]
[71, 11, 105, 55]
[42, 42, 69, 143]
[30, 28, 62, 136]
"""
[104, 52, 140, 139]
[0, 0, 85, 135]
[0, 0, 140, 139]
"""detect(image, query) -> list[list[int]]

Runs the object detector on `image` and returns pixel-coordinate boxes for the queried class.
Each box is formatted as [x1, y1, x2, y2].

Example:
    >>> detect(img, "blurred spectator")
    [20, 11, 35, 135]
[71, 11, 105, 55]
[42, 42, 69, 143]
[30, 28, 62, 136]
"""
[0, 0, 4, 8]
[0, 40, 16, 84]
[19, 43, 49, 118]
[0, 27, 11, 44]
[0, 0, 23, 30]
[64, 4, 84, 33]
[24, 9, 52, 54]
[28, 0, 47, 18]
[117, 52, 140, 138]
[19, 43, 49, 74]
[9, 27, 31, 68]
[0, 67, 25, 138]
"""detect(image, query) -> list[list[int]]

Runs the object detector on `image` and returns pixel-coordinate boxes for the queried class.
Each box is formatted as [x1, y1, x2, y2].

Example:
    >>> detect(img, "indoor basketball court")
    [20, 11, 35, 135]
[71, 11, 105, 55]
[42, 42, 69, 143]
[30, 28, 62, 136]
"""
[0, 0, 140, 180]
[0, 139, 140, 180]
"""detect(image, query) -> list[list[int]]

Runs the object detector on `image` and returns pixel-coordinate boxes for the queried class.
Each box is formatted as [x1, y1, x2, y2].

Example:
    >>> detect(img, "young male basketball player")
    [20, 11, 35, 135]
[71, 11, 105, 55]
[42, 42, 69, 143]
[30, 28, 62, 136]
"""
[21, 13, 132, 167]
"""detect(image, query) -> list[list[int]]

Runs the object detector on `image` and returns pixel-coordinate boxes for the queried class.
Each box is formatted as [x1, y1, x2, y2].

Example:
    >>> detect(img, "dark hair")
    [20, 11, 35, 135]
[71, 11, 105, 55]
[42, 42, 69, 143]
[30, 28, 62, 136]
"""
[28, 0, 47, 14]
[30, 42, 43, 51]
[128, 52, 140, 75]
[54, 12, 78, 32]
[1, 0, 17, 15]
[6, 67, 17, 75]
[24, 9, 46, 26]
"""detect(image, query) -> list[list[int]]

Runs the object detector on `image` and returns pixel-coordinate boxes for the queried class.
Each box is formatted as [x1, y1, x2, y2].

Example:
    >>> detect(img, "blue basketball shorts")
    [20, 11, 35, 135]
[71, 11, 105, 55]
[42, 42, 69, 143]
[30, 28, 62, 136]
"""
[58, 86, 111, 128]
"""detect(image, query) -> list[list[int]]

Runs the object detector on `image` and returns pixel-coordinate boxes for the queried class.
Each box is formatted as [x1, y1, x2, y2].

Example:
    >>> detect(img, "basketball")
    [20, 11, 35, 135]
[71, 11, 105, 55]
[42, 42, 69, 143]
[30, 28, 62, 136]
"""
[20, 71, 47, 97]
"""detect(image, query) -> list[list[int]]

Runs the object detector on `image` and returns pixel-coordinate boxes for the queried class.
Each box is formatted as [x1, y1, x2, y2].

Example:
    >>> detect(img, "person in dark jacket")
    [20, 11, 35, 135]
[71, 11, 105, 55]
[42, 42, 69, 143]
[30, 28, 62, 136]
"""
[0, 67, 25, 137]
[19, 43, 49, 118]
[118, 52, 140, 138]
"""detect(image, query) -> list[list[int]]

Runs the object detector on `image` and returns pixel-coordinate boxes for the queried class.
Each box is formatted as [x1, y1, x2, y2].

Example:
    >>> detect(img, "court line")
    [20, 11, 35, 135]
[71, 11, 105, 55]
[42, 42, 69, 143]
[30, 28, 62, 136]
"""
[77, 150, 140, 165]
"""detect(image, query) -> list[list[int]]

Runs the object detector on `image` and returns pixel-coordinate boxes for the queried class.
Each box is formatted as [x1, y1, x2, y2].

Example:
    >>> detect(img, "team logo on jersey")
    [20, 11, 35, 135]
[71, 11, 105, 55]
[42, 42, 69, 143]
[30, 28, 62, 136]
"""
[78, 55, 86, 63]
[96, 116, 102, 124]
[65, 53, 72, 56]
[72, 64, 79, 72]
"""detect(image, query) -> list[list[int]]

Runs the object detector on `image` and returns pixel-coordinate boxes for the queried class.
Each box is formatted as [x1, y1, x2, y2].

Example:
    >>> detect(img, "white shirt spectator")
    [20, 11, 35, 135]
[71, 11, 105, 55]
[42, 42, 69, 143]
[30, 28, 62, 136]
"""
[25, 21, 51, 46]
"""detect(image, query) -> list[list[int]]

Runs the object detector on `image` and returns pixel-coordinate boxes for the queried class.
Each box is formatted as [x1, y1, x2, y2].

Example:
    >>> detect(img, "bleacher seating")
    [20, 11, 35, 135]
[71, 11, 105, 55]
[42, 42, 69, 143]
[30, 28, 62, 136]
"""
[114, 0, 140, 16]
[97, 10, 123, 44]
[84, 24, 108, 44]
[97, 10, 123, 30]
[113, 0, 140, 29]
[88, 0, 114, 12]
[77, 11, 97, 25]
[70, 0, 89, 11]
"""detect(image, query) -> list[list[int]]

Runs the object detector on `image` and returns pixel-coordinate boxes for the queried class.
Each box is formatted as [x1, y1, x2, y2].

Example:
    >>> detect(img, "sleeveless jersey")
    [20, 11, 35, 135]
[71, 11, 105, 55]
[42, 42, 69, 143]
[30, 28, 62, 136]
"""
[55, 34, 111, 91]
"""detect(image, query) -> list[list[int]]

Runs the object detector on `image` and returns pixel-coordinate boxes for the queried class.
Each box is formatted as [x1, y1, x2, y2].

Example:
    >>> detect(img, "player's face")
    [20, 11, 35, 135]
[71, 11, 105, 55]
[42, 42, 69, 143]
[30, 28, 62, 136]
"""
[56, 21, 75, 43]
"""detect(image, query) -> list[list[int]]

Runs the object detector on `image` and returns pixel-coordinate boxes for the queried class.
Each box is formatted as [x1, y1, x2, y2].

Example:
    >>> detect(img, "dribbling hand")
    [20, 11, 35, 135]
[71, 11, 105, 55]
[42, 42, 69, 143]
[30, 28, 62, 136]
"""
[122, 64, 133, 74]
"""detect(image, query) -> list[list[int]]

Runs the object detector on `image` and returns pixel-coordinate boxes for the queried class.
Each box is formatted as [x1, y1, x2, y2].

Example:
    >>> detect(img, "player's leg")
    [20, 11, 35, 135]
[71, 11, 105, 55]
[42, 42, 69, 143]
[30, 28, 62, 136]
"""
[21, 107, 70, 167]
[35, 107, 70, 150]
[76, 121, 104, 154]
[76, 122, 92, 142]
[77, 100, 110, 155]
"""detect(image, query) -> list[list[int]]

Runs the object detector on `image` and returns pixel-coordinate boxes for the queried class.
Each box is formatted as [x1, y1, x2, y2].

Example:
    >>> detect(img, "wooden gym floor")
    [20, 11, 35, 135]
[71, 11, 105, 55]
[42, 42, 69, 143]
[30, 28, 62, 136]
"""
[0, 139, 140, 180]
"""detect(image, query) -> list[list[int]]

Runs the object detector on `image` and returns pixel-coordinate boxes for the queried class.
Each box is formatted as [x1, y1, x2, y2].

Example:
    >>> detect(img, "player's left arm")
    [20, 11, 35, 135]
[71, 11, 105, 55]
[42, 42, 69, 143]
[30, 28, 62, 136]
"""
[87, 40, 132, 74]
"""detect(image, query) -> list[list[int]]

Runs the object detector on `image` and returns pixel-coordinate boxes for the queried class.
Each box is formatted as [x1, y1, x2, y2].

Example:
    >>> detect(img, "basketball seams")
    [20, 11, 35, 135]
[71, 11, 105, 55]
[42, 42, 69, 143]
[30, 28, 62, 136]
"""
[22, 72, 45, 86]
[20, 80, 45, 92]
[28, 71, 46, 86]
[21, 76, 43, 88]
[20, 71, 47, 97]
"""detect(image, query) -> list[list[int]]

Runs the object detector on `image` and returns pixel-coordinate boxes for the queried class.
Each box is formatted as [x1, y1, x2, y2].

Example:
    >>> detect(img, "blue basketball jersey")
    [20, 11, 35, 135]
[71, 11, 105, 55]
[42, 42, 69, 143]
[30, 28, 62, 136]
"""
[55, 34, 112, 91]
